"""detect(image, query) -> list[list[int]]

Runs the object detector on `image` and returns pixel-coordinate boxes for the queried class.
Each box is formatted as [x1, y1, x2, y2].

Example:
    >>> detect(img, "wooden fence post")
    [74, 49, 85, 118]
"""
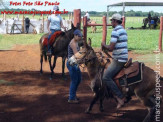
[42, 14, 44, 33]
[122, 16, 125, 29]
[73, 9, 81, 29]
[22, 14, 24, 33]
[83, 16, 87, 42]
[102, 16, 107, 44]
[6, 20, 8, 34]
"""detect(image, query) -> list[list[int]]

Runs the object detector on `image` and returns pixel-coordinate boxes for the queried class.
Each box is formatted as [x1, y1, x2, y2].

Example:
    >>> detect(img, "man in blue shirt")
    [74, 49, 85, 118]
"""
[101, 13, 128, 109]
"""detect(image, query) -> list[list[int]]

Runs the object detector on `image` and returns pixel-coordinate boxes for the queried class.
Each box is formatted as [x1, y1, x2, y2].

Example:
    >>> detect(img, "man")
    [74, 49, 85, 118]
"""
[25, 16, 30, 34]
[101, 13, 128, 109]
[84, 11, 90, 22]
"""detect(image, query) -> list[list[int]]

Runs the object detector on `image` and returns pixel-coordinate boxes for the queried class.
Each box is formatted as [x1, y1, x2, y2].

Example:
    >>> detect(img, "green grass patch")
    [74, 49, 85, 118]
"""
[0, 33, 44, 50]
[0, 17, 162, 53]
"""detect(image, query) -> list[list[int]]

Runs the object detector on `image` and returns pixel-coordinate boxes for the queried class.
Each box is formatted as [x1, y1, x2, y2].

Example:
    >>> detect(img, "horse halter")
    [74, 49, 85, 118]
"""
[75, 49, 97, 65]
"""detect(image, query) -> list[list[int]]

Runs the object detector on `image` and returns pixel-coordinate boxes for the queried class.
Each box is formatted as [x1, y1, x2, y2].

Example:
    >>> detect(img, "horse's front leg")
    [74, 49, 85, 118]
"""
[62, 57, 66, 78]
[85, 92, 99, 114]
[52, 56, 57, 71]
[99, 96, 105, 112]
[40, 54, 43, 74]
[48, 56, 54, 80]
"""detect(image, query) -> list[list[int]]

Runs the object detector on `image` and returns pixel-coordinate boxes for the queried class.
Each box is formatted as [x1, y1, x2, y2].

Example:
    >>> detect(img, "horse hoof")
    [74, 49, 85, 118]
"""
[62, 76, 67, 81]
[40, 71, 43, 75]
[85, 109, 91, 114]
[100, 108, 104, 112]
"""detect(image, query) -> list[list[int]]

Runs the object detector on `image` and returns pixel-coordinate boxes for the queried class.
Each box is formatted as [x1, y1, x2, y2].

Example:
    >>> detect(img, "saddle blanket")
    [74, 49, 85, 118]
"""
[43, 31, 62, 46]
[119, 63, 144, 86]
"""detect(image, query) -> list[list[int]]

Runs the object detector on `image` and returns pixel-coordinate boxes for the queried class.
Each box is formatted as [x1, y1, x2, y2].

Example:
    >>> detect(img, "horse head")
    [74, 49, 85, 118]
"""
[68, 38, 97, 66]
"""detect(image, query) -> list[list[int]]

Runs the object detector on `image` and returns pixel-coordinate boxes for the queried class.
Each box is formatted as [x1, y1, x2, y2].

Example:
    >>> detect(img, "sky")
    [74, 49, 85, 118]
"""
[2, 0, 163, 12]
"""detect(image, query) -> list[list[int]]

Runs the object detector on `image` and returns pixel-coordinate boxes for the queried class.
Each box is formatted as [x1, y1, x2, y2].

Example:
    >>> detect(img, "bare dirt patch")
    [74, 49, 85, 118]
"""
[0, 45, 162, 122]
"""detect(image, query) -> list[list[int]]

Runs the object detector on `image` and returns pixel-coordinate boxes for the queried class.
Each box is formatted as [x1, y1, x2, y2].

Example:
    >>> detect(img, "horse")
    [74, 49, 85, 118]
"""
[81, 18, 97, 33]
[143, 16, 160, 29]
[39, 23, 77, 79]
[68, 39, 163, 122]
[88, 20, 97, 33]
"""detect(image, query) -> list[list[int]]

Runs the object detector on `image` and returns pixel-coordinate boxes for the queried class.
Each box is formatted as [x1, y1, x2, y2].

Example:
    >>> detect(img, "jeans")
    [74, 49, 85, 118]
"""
[66, 61, 82, 100]
[102, 59, 126, 99]
[25, 25, 29, 33]
[47, 29, 60, 50]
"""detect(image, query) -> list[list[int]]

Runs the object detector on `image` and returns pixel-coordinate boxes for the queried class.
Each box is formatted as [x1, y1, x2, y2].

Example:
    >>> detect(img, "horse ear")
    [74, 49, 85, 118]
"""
[83, 39, 90, 49]
[76, 23, 80, 29]
[71, 23, 75, 29]
[88, 38, 92, 47]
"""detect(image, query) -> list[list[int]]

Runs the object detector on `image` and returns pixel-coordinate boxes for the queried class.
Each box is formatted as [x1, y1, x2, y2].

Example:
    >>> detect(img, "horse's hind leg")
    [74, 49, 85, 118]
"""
[40, 54, 43, 74]
[85, 93, 99, 114]
[135, 89, 156, 122]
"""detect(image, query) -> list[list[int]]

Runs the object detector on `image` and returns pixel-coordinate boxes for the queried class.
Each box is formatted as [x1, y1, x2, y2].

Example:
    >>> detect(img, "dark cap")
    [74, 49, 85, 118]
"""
[73, 29, 82, 37]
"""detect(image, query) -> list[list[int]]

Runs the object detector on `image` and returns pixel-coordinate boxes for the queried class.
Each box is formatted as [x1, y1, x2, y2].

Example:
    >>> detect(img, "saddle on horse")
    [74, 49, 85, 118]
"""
[43, 31, 63, 47]
[114, 58, 143, 89]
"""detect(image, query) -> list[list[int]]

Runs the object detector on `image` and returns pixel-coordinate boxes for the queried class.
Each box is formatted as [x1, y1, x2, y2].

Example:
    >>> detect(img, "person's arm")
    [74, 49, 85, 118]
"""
[101, 42, 116, 52]
[101, 30, 118, 52]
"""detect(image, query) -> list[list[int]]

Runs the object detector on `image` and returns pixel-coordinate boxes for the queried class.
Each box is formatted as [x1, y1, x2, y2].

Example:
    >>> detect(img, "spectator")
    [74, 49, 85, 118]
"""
[25, 16, 30, 34]
[84, 11, 90, 22]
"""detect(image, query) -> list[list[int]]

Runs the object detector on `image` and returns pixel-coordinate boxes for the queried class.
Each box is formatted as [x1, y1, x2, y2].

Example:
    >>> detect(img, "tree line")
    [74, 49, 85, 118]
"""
[82, 10, 163, 17]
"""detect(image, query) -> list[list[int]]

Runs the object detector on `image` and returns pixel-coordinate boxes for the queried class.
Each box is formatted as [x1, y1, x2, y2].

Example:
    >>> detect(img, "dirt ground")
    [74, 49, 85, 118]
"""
[0, 45, 162, 122]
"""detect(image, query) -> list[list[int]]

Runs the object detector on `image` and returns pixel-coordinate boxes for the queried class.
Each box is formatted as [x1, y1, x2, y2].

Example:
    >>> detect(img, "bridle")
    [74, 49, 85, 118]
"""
[74, 48, 110, 69]
[75, 49, 97, 66]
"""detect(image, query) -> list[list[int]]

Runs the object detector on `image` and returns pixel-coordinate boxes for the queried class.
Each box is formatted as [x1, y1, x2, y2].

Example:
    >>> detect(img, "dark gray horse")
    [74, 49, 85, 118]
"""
[39, 24, 77, 79]
[143, 16, 160, 29]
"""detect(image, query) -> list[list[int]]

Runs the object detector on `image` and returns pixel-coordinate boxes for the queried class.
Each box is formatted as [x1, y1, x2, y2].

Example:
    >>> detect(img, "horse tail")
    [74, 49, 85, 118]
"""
[43, 51, 47, 62]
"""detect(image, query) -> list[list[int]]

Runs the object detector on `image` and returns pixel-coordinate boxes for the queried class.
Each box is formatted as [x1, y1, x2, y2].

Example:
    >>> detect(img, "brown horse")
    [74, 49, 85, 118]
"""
[39, 24, 77, 79]
[88, 20, 97, 33]
[81, 18, 97, 33]
[68, 40, 163, 122]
